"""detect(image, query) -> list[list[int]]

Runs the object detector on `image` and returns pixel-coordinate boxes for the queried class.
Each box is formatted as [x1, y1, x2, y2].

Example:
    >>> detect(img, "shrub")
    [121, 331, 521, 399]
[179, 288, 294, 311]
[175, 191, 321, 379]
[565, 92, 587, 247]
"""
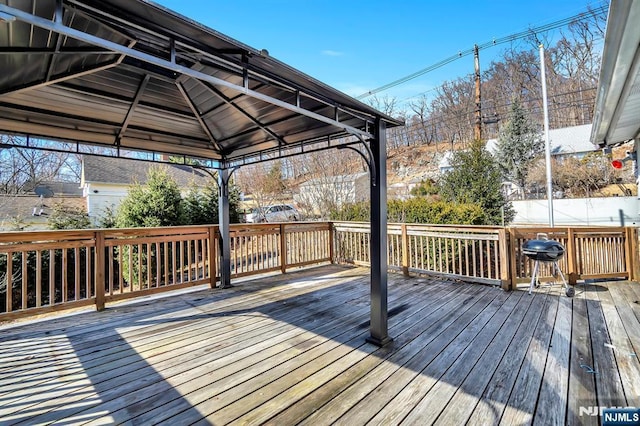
[48, 202, 91, 230]
[330, 198, 485, 225]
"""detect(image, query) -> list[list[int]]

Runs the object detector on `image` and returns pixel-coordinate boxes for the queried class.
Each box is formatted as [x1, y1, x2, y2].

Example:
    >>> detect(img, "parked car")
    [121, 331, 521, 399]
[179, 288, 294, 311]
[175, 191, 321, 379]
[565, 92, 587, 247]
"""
[245, 204, 301, 223]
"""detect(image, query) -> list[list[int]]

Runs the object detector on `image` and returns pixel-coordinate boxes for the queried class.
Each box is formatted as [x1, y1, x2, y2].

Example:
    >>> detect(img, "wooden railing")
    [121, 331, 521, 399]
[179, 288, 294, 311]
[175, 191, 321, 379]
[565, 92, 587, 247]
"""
[1, 222, 637, 321]
[333, 222, 638, 290]
[508, 226, 638, 286]
[333, 222, 509, 286]
[228, 222, 331, 277]
[0, 230, 99, 318]
[0, 223, 332, 321]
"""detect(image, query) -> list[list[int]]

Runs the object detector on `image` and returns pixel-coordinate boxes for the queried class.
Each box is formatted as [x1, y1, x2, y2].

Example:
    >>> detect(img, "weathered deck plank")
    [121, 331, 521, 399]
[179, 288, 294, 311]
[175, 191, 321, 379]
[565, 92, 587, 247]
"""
[83, 273, 454, 425]
[585, 282, 628, 411]
[436, 289, 550, 425]
[566, 285, 598, 426]
[0, 266, 638, 426]
[398, 285, 535, 424]
[532, 293, 572, 426]
[8, 271, 380, 424]
[597, 282, 640, 407]
[364, 290, 527, 425]
[468, 290, 556, 426]
[277, 284, 506, 426]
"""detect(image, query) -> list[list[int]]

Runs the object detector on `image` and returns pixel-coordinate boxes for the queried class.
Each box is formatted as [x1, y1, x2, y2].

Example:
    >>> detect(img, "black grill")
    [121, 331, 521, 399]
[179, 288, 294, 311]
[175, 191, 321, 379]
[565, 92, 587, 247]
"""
[523, 238, 573, 297]
[522, 239, 565, 262]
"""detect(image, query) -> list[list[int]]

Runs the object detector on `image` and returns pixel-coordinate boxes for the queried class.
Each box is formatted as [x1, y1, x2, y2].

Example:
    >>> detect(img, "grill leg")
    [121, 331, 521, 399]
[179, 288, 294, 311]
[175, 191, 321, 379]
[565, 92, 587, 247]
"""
[554, 261, 574, 297]
[528, 260, 540, 295]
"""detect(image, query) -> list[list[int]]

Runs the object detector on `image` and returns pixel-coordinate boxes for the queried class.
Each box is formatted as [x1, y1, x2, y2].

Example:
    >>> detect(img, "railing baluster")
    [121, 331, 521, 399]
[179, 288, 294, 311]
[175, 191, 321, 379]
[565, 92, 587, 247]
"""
[49, 249, 55, 305]
[6, 252, 13, 312]
[61, 249, 67, 303]
[36, 250, 42, 307]
[86, 246, 92, 300]
[108, 244, 114, 295]
[74, 247, 80, 301]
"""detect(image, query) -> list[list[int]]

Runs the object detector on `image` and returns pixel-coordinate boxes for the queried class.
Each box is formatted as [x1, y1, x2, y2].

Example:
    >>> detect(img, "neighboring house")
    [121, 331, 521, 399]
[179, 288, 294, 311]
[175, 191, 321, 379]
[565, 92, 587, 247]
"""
[388, 178, 424, 201]
[0, 181, 85, 231]
[438, 151, 455, 174]
[485, 123, 596, 160]
[295, 172, 369, 216]
[438, 124, 597, 174]
[80, 156, 209, 221]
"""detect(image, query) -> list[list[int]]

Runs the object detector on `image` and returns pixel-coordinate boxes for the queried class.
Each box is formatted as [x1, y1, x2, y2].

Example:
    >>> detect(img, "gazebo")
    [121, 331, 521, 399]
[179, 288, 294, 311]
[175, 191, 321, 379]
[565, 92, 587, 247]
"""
[0, 0, 402, 345]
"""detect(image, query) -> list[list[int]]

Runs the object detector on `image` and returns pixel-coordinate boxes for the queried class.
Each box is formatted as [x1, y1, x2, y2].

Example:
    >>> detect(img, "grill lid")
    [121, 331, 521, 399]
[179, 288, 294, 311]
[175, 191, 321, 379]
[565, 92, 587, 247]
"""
[522, 239, 566, 262]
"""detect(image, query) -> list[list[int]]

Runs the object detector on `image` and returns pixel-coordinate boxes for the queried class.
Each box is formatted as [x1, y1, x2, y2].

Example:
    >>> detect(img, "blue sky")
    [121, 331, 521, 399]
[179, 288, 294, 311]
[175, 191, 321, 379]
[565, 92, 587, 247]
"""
[155, 0, 606, 107]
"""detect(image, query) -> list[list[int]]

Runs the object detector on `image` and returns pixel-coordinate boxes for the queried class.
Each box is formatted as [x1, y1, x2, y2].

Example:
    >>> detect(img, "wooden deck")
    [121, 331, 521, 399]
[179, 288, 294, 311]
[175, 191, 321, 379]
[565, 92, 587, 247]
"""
[1, 265, 639, 425]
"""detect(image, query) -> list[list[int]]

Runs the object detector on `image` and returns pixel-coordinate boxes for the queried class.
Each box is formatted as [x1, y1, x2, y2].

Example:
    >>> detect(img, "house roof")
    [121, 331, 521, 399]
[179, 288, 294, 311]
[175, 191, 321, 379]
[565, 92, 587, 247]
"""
[0, 0, 402, 168]
[34, 181, 83, 197]
[82, 156, 209, 186]
[0, 195, 86, 229]
[437, 124, 597, 172]
[591, 1, 640, 146]
[485, 124, 595, 156]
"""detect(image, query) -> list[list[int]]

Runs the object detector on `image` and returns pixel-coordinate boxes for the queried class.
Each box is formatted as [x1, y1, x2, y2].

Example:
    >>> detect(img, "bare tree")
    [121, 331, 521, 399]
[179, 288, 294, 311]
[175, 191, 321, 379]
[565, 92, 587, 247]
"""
[235, 160, 290, 216]
[291, 148, 366, 219]
[0, 135, 72, 194]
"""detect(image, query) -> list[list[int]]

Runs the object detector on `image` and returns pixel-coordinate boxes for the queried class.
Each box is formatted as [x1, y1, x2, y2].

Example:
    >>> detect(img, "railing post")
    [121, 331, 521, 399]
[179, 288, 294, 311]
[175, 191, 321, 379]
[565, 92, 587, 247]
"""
[94, 230, 105, 311]
[508, 227, 518, 290]
[498, 228, 511, 290]
[208, 226, 217, 288]
[328, 222, 335, 264]
[280, 223, 287, 274]
[401, 224, 409, 276]
[566, 227, 578, 285]
[632, 227, 640, 281]
[624, 226, 639, 281]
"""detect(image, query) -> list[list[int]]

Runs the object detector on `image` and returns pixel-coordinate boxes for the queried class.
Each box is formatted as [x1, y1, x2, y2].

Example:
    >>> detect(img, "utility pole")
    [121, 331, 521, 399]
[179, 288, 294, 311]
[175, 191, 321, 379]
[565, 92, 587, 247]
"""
[474, 44, 482, 141]
[539, 44, 554, 227]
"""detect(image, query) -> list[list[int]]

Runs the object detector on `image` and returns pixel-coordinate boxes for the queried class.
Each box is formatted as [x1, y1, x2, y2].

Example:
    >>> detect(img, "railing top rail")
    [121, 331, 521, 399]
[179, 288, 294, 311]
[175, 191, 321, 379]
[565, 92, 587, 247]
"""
[510, 226, 628, 238]
[331, 221, 502, 234]
[0, 229, 97, 244]
[104, 225, 214, 238]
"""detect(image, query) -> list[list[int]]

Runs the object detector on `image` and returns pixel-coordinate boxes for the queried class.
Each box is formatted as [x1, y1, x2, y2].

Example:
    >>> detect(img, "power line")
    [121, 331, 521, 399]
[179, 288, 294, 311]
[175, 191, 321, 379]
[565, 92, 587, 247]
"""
[357, 3, 608, 100]
[386, 85, 598, 143]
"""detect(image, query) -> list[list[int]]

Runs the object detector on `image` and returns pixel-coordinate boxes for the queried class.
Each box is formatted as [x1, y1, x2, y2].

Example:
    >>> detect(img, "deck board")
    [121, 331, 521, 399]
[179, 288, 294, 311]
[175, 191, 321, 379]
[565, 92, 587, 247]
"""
[596, 283, 640, 407]
[1, 265, 639, 425]
[533, 291, 572, 426]
[284, 283, 505, 426]
[566, 285, 598, 426]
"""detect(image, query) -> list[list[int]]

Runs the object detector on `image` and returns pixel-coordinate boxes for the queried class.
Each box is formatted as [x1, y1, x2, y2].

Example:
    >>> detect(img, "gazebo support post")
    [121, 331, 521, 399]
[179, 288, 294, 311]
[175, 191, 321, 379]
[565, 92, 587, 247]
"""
[218, 168, 232, 289]
[366, 118, 392, 347]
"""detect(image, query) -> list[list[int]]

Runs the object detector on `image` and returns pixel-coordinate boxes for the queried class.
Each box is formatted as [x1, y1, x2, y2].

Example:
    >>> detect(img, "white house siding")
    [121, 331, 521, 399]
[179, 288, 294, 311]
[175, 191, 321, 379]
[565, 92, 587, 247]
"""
[295, 173, 369, 216]
[511, 196, 639, 226]
[83, 182, 129, 220]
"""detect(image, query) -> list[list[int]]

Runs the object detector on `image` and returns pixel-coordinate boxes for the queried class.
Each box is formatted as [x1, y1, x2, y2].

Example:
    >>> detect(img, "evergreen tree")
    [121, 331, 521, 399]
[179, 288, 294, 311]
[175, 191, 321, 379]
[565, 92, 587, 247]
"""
[182, 180, 208, 225]
[181, 175, 242, 225]
[440, 140, 514, 225]
[228, 178, 243, 224]
[116, 166, 184, 228]
[48, 202, 91, 230]
[494, 97, 544, 191]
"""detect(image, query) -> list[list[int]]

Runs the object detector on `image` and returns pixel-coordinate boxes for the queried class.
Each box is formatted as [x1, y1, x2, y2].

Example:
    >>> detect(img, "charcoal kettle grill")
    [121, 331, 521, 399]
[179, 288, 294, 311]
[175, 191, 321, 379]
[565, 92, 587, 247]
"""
[522, 234, 574, 297]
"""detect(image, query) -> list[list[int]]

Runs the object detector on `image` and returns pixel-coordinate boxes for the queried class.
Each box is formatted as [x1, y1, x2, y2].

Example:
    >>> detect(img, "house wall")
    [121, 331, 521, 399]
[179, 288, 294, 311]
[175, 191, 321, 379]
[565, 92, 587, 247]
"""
[83, 182, 202, 223]
[354, 174, 370, 201]
[83, 182, 129, 221]
[511, 196, 639, 226]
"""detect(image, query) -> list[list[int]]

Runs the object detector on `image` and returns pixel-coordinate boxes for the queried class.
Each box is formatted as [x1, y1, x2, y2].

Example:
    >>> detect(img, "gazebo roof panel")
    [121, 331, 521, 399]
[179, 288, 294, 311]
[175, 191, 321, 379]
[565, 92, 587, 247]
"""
[0, 0, 402, 165]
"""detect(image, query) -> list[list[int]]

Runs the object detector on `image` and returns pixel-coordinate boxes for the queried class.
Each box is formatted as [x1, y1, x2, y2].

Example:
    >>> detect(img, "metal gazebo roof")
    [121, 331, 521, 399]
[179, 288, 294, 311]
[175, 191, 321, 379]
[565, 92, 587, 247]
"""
[0, 0, 402, 168]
